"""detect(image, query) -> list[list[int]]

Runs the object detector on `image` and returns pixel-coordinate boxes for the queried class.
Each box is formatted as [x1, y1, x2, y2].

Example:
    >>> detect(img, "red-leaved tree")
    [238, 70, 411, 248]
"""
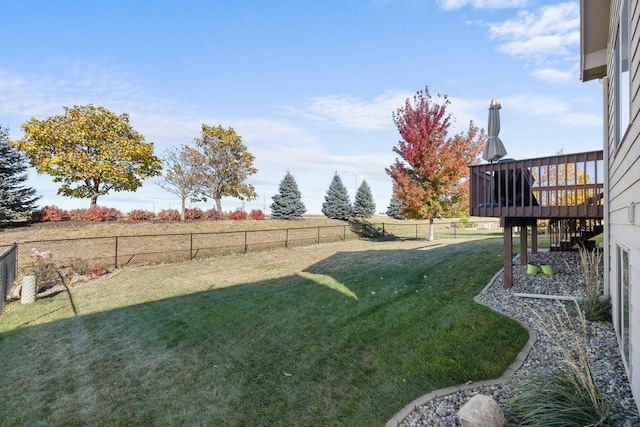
[386, 87, 485, 240]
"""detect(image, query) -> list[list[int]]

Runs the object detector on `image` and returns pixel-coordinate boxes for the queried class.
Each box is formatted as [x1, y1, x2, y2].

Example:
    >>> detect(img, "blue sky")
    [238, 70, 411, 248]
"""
[1, 0, 603, 214]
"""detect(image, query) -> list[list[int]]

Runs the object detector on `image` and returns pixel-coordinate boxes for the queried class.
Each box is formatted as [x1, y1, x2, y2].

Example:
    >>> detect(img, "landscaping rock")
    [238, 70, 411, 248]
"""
[457, 394, 504, 427]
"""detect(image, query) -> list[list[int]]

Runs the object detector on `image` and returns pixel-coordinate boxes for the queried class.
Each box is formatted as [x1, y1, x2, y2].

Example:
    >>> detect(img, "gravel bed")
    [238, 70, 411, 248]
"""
[397, 250, 640, 426]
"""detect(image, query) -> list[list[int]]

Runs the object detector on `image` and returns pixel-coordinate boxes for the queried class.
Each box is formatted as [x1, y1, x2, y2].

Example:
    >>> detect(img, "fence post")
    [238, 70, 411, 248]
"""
[317, 227, 320, 244]
[286, 229, 289, 248]
[0, 261, 6, 313]
[415, 224, 418, 239]
[114, 236, 118, 269]
[382, 223, 385, 237]
[343, 226, 346, 241]
[244, 231, 248, 254]
[190, 233, 193, 260]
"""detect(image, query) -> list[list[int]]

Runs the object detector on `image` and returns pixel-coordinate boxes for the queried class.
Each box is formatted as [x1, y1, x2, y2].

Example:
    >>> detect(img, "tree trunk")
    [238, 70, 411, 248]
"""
[429, 217, 434, 241]
[90, 195, 98, 208]
[215, 198, 222, 212]
[180, 197, 186, 221]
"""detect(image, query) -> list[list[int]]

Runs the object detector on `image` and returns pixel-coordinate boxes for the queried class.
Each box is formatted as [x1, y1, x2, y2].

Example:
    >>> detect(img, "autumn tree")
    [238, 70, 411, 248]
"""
[322, 173, 352, 220]
[0, 125, 40, 224]
[192, 124, 257, 212]
[14, 105, 161, 208]
[352, 180, 376, 218]
[157, 145, 202, 221]
[271, 171, 306, 220]
[531, 149, 594, 206]
[386, 87, 485, 240]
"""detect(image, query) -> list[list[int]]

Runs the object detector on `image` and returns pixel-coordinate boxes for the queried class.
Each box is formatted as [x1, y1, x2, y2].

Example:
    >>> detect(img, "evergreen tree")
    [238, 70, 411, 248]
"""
[352, 180, 376, 218]
[270, 171, 306, 220]
[386, 198, 405, 220]
[1, 125, 39, 224]
[322, 173, 352, 220]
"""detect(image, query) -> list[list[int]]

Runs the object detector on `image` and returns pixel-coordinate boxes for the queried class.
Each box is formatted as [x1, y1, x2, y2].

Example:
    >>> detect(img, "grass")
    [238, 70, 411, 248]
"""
[509, 304, 612, 426]
[2, 216, 504, 282]
[0, 237, 527, 426]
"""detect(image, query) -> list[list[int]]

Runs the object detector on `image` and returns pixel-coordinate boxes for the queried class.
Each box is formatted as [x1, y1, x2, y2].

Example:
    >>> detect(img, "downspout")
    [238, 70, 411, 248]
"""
[601, 76, 611, 297]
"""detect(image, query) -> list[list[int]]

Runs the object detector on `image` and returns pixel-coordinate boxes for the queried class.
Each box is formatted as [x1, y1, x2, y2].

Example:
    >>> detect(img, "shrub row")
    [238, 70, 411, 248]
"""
[31, 206, 265, 222]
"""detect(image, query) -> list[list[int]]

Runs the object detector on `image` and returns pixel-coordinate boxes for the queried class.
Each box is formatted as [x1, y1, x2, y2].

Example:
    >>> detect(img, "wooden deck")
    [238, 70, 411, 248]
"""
[469, 150, 604, 221]
[468, 150, 604, 288]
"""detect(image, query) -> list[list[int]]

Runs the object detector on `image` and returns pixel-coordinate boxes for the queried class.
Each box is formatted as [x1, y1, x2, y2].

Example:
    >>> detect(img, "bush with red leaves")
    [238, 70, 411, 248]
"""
[202, 209, 224, 220]
[226, 209, 248, 221]
[31, 206, 70, 222]
[156, 209, 181, 220]
[84, 206, 122, 221]
[67, 209, 89, 221]
[249, 209, 265, 220]
[127, 209, 155, 221]
[184, 208, 204, 220]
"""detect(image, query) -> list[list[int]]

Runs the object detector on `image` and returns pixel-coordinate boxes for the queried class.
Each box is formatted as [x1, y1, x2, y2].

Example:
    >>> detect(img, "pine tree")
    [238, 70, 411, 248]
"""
[386, 198, 405, 220]
[1, 125, 40, 224]
[352, 180, 376, 218]
[322, 173, 352, 220]
[270, 171, 306, 220]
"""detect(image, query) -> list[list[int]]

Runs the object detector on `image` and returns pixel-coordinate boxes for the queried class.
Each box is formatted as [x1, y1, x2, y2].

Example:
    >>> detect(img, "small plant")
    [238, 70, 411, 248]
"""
[67, 257, 90, 276]
[578, 247, 610, 321]
[249, 209, 265, 220]
[184, 208, 204, 220]
[227, 209, 247, 221]
[68, 208, 89, 220]
[156, 209, 181, 220]
[509, 303, 612, 426]
[127, 209, 155, 221]
[88, 263, 109, 277]
[202, 209, 224, 220]
[458, 214, 471, 228]
[31, 206, 70, 222]
[28, 248, 60, 291]
[86, 206, 122, 221]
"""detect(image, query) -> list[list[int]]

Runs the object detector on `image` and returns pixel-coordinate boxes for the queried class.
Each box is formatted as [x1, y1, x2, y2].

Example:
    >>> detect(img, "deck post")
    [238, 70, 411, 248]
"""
[503, 221, 513, 289]
[531, 224, 538, 254]
[520, 225, 528, 265]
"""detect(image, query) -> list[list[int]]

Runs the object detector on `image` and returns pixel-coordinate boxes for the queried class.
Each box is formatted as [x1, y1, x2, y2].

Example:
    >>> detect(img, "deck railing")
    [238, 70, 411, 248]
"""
[469, 150, 604, 219]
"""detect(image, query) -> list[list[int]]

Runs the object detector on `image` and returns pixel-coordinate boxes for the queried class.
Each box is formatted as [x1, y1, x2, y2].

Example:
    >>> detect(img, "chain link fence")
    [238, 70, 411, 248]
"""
[6, 220, 503, 300]
[1, 244, 18, 312]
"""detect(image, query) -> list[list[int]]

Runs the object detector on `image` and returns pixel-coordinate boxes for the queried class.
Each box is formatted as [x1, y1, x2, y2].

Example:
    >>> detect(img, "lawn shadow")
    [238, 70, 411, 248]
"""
[0, 238, 524, 426]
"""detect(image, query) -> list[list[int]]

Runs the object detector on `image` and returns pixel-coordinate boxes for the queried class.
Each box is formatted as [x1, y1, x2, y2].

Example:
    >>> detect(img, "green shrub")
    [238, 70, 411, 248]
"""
[509, 369, 612, 426]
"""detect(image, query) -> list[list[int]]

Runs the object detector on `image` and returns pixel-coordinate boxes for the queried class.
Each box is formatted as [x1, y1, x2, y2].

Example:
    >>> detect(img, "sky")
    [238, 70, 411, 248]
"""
[0, 0, 604, 215]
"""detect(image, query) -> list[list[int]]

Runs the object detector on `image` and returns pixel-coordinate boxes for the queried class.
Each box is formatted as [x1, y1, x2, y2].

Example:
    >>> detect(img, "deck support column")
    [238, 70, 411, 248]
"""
[520, 226, 528, 265]
[531, 224, 538, 254]
[503, 220, 513, 289]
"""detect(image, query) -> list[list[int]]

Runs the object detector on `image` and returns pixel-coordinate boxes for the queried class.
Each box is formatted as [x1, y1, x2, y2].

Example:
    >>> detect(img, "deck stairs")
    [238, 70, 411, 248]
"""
[548, 218, 603, 251]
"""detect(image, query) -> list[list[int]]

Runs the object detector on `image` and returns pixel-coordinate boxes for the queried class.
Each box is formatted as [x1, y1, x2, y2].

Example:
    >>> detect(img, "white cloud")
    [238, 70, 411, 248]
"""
[532, 68, 575, 83]
[488, 2, 579, 61]
[506, 94, 601, 127]
[296, 91, 413, 131]
[437, 0, 528, 11]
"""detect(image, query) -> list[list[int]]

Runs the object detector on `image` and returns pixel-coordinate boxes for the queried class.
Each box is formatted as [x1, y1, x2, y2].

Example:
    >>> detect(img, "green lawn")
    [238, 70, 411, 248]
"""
[0, 238, 527, 426]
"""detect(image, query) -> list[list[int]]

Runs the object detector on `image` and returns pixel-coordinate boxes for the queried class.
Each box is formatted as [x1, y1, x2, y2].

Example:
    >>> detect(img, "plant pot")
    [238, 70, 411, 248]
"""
[540, 264, 554, 275]
[527, 264, 539, 275]
[21, 275, 37, 304]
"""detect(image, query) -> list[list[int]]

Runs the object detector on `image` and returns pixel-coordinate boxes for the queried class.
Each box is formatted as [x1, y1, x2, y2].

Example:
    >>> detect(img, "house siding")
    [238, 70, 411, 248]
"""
[605, 0, 640, 411]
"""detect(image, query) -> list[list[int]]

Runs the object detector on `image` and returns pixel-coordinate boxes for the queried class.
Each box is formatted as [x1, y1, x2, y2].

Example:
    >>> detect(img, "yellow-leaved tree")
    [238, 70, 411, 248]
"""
[13, 105, 162, 208]
[192, 124, 258, 212]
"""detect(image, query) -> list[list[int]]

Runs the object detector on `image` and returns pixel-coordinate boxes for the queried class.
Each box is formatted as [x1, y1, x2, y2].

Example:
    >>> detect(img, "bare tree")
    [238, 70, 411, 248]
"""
[157, 145, 202, 220]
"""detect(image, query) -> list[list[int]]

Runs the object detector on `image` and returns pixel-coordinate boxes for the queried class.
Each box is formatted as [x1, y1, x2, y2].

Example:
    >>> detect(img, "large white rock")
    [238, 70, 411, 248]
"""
[458, 394, 504, 427]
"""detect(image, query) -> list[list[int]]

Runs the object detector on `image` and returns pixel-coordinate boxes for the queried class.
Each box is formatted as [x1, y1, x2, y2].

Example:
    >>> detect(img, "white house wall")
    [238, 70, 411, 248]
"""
[605, 0, 640, 411]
